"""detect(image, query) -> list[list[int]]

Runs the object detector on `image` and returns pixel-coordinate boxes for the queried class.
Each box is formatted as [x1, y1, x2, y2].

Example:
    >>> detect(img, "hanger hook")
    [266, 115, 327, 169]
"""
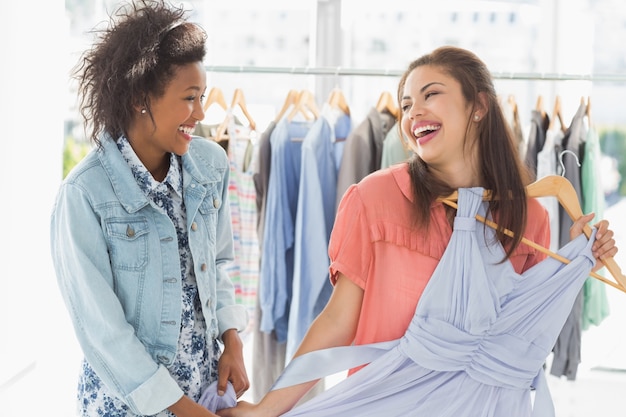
[558, 149, 581, 177]
[334, 66, 342, 88]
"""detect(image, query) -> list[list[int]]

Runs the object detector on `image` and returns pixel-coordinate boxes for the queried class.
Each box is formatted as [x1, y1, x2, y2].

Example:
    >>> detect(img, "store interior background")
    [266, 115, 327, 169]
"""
[1, 0, 625, 415]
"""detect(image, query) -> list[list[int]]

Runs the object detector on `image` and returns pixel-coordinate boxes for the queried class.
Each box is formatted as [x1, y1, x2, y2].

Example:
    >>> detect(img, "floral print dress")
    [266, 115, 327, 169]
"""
[77, 137, 220, 416]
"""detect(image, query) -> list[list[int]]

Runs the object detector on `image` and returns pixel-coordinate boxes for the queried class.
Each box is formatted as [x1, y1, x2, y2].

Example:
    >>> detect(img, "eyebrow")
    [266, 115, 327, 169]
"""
[401, 81, 445, 101]
[420, 81, 445, 93]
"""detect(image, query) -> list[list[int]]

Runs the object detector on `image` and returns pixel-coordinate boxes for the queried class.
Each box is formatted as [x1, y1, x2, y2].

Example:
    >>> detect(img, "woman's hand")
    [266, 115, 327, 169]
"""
[570, 213, 618, 272]
[219, 329, 250, 398]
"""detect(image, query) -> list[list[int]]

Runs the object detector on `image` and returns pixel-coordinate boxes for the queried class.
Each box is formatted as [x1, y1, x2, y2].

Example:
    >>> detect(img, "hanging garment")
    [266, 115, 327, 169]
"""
[259, 118, 313, 342]
[550, 100, 587, 381]
[288, 105, 351, 359]
[251, 118, 327, 403]
[524, 109, 550, 181]
[335, 107, 396, 208]
[223, 120, 260, 328]
[272, 188, 596, 417]
[250, 120, 287, 402]
[254, 120, 276, 245]
[536, 128, 564, 253]
[580, 124, 610, 330]
[502, 96, 526, 160]
[380, 121, 410, 169]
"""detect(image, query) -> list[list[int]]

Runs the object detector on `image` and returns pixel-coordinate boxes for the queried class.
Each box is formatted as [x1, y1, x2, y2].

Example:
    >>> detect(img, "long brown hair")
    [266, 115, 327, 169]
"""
[397, 46, 531, 260]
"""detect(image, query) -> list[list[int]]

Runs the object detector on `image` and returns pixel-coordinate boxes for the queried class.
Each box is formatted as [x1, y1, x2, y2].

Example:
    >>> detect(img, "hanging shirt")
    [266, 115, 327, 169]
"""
[380, 121, 410, 169]
[550, 100, 587, 381]
[524, 110, 550, 181]
[223, 120, 260, 332]
[536, 128, 564, 253]
[259, 118, 313, 342]
[335, 107, 396, 207]
[250, 120, 285, 402]
[581, 124, 610, 330]
[288, 104, 351, 358]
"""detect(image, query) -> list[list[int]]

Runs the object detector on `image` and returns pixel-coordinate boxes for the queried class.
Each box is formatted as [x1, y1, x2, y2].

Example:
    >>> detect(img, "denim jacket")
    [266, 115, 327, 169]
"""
[50, 135, 247, 415]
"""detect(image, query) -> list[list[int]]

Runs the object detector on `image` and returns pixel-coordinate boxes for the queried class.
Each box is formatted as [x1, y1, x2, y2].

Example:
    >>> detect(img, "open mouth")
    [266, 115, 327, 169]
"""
[178, 125, 195, 135]
[413, 124, 440, 138]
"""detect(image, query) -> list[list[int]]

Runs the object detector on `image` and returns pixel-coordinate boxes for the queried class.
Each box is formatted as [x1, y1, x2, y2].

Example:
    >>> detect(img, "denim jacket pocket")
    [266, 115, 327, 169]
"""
[105, 217, 149, 270]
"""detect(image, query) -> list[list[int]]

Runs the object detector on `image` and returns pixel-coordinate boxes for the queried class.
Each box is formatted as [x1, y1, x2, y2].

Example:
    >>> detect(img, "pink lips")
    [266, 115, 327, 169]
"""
[416, 129, 438, 146]
[179, 130, 192, 141]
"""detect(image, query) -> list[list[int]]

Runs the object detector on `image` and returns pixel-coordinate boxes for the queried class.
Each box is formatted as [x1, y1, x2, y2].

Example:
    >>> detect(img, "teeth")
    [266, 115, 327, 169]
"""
[413, 124, 440, 136]
[178, 126, 194, 135]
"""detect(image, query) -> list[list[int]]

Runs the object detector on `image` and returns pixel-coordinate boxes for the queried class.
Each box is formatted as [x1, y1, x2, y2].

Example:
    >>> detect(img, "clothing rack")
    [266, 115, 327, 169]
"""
[205, 65, 626, 82]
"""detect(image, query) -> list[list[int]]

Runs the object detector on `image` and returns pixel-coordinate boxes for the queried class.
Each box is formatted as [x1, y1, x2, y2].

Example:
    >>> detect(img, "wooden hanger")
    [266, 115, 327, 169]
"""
[327, 88, 350, 116]
[535, 95, 544, 113]
[583, 96, 592, 125]
[549, 95, 566, 133]
[287, 90, 320, 122]
[274, 89, 299, 122]
[376, 90, 399, 118]
[215, 88, 256, 142]
[507, 94, 518, 120]
[438, 175, 626, 293]
[229, 88, 256, 131]
[203, 87, 228, 112]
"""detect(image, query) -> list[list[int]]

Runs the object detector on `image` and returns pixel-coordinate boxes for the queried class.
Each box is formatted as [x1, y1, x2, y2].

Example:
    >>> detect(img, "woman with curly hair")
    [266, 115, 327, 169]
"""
[50, 1, 248, 416]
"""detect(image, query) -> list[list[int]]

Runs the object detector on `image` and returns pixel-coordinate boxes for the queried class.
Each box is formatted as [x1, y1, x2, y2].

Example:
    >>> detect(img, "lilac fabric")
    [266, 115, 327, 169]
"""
[272, 188, 596, 417]
[198, 380, 237, 412]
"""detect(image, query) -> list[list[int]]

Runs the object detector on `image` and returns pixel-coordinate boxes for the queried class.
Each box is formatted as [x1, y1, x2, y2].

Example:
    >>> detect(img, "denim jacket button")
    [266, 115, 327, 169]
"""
[213, 198, 220, 208]
[191, 222, 198, 231]
[200, 263, 207, 272]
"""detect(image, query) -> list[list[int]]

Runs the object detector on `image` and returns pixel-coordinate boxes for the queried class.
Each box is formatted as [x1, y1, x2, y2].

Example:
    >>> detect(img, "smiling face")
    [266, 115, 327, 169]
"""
[400, 64, 483, 187]
[127, 61, 207, 176]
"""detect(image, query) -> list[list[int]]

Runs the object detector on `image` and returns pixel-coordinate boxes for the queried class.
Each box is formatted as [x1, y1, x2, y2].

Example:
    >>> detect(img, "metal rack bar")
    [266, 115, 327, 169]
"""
[205, 65, 626, 82]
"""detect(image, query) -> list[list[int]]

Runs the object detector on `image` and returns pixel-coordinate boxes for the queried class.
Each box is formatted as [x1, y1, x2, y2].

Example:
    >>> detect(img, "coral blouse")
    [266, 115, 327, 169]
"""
[329, 163, 551, 349]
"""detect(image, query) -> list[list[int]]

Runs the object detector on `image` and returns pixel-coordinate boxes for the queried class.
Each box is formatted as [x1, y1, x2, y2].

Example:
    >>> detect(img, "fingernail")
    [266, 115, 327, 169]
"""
[218, 390, 224, 396]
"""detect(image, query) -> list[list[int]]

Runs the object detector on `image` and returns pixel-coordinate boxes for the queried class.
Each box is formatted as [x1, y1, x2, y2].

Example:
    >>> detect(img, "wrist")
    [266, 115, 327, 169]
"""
[221, 328, 243, 349]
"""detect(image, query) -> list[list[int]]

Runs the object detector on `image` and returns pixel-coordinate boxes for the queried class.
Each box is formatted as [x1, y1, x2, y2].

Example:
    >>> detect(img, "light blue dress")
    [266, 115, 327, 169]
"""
[272, 187, 596, 417]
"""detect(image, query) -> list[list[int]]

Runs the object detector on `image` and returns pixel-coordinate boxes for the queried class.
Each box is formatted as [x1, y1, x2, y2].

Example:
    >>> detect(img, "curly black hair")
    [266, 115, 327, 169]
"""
[73, 0, 207, 148]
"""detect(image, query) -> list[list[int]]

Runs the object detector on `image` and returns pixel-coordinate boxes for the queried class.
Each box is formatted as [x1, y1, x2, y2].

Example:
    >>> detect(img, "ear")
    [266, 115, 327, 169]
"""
[132, 95, 149, 114]
[475, 92, 489, 118]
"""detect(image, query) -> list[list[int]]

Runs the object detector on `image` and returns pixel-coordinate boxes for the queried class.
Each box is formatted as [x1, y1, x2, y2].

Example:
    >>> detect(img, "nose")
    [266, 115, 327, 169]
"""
[194, 98, 205, 122]
[407, 102, 423, 120]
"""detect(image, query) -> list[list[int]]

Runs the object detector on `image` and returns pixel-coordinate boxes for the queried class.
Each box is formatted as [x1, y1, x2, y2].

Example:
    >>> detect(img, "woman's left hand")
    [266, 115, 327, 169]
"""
[570, 213, 619, 272]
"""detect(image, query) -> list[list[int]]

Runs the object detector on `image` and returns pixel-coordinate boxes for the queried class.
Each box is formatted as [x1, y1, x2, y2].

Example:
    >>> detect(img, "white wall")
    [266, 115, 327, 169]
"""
[0, 1, 80, 415]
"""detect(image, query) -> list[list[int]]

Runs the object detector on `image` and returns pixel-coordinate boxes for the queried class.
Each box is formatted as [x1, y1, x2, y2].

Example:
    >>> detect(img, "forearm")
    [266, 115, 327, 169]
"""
[169, 394, 218, 417]
[256, 276, 361, 415]
[257, 381, 319, 417]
